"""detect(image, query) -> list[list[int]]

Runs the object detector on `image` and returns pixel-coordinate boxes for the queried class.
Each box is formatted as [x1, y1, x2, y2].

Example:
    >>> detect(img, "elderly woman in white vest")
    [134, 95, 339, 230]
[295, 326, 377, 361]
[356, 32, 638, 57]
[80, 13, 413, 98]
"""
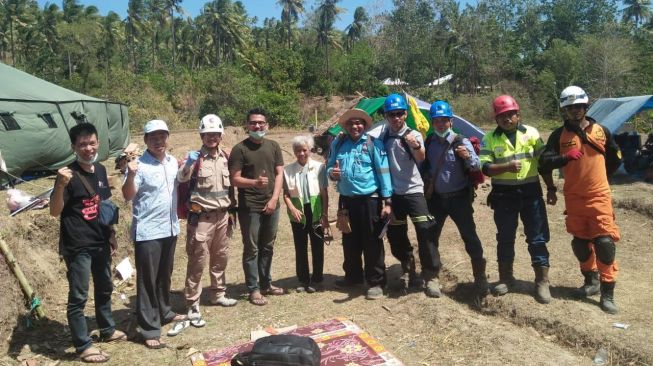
[283, 135, 330, 293]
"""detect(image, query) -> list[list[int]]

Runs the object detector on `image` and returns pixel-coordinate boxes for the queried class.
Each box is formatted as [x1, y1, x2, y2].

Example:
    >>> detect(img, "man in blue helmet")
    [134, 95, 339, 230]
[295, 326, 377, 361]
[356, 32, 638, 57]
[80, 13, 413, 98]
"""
[378, 93, 440, 297]
[423, 101, 489, 297]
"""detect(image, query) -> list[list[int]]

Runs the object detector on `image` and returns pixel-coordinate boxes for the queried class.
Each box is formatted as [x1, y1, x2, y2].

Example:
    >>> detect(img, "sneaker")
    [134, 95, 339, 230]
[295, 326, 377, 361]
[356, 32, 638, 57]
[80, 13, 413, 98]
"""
[297, 283, 316, 294]
[167, 320, 190, 336]
[187, 305, 206, 328]
[366, 286, 384, 300]
[210, 295, 238, 307]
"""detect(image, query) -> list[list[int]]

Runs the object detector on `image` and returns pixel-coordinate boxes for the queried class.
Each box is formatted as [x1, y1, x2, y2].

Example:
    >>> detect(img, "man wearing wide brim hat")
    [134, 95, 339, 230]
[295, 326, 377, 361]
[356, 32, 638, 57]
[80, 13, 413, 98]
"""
[337, 108, 373, 130]
[327, 108, 393, 300]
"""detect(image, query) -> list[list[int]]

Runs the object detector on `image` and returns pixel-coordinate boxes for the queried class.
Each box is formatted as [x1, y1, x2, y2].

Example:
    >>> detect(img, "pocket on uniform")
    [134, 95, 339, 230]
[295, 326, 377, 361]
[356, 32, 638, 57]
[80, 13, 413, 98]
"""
[222, 169, 231, 187]
[197, 165, 215, 190]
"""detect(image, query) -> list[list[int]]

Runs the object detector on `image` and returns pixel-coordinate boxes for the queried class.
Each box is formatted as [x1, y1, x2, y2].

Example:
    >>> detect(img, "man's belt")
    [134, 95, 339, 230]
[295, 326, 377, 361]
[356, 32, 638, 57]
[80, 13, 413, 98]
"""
[434, 187, 468, 199]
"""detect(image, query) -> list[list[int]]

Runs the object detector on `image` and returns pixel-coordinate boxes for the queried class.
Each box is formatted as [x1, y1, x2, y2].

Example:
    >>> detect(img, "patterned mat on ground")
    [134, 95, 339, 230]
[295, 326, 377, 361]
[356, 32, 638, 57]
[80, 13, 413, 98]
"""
[190, 318, 404, 366]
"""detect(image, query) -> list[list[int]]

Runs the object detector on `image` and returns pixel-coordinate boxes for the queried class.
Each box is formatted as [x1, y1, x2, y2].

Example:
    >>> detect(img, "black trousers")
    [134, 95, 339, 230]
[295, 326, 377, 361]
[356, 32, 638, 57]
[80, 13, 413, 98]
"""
[135, 236, 177, 339]
[290, 203, 325, 285]
[339, 195, 386, 287]
[428, 188, 484, 261]
[386, 193, 439, 274]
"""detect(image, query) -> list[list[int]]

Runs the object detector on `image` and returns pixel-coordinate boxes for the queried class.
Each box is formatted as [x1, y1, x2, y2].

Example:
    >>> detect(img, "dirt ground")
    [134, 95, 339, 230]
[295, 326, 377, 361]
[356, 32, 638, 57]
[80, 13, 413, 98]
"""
[1, 126, 653, 366]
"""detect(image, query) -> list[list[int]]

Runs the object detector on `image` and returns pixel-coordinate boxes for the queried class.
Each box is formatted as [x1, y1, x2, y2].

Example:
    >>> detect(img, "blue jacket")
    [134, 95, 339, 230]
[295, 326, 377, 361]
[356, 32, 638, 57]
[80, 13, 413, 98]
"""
[326, 134, 393, 198]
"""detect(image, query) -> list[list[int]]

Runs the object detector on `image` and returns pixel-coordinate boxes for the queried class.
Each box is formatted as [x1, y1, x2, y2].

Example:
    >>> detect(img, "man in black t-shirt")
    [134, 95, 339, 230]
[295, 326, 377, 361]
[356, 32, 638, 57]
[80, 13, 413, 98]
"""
[228, 108, 285, 306]
[50, 123, 125, 363]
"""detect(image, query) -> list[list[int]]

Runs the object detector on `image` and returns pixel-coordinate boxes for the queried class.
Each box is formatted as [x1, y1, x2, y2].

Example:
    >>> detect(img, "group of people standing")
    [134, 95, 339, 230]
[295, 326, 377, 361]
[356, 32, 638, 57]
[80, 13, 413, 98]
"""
[50, 85, 622, 363]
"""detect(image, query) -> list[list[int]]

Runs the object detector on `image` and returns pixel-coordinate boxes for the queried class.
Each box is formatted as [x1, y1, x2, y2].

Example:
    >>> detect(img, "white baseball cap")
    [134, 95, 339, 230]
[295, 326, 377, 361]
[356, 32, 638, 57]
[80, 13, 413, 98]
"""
[144, 119, 169, 134]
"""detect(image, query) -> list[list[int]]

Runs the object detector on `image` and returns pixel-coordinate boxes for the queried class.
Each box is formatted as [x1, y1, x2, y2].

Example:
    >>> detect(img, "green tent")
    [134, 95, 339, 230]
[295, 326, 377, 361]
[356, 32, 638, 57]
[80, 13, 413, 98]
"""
[327, 94, 485, 140]
[0, 63, 129, 183]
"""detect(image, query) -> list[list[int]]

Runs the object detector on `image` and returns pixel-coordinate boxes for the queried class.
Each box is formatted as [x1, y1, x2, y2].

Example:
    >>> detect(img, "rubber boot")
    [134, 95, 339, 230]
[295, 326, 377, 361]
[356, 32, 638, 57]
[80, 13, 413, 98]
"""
[471, 258, 489, 297]
[533, 266, 551, 304]
[573, 270, 600, 298]
[600, 282, 619, 314]
[493, 262, 515, 296]
[424, 268, 441, 298]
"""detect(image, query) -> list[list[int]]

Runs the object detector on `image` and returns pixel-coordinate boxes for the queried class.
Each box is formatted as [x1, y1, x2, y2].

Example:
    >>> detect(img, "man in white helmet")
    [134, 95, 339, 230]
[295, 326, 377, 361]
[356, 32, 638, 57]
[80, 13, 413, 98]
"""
[169, 114, 238, 336]
[539, 86, 622, 314]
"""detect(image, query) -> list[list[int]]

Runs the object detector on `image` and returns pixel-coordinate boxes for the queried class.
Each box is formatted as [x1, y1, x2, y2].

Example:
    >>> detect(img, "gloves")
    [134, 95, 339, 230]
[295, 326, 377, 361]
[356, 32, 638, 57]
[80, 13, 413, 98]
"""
[185, 151, 200, 166]
[564, 149, 583, 161]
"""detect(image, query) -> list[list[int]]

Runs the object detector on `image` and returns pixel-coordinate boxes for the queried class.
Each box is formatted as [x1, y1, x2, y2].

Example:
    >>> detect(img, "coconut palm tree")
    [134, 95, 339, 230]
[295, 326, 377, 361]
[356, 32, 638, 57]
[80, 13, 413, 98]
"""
[201, 0, 248, 65]
[622, 0, 652, 29]
[316, 0, 342, 78]
[125, 0, 147, 71]
[277, 0, 304, 48]
[164, 0, 184, 70]
[344, 6, 367, 50]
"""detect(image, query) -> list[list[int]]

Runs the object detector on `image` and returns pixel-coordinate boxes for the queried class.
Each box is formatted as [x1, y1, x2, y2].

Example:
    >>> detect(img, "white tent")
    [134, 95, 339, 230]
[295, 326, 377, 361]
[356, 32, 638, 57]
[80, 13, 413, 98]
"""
[428, 74, 453, 86]
[382, 78, 409, 86]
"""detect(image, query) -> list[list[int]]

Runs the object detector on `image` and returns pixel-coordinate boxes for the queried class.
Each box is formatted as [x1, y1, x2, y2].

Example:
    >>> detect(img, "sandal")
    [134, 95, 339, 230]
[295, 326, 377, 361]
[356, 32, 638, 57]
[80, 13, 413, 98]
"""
[100, 329, 127, 342]
[261, 285, 285, 296]
[144, 337, 168, 349]
[80, 347, 110, 363]
[248, 291, 268, 306]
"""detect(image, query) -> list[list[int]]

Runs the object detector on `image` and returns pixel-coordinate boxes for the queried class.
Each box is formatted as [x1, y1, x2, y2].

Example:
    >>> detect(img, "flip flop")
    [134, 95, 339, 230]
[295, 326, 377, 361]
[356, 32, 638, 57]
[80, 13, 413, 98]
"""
[100, 330, 127, 342]
[80, 347, 110, 363]
[261, 286, 285, 296]
[248, 291, 268, 306]
[144, 337, 168, 349]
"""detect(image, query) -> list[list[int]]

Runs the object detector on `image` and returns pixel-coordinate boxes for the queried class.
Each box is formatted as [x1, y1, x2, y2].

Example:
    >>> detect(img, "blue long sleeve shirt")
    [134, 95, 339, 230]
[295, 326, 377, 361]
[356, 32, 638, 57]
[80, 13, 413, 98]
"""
[326, 133, 393, 198]
[426, 133, 481, 194]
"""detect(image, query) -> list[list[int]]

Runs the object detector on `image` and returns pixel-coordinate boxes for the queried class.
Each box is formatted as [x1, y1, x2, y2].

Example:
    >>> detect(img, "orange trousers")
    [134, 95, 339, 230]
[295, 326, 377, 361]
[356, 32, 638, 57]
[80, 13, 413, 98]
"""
[565, 193, 619, 282]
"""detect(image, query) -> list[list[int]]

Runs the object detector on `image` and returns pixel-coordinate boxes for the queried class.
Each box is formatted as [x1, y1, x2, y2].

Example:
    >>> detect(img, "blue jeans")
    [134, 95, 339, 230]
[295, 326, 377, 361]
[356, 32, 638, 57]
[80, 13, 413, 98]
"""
[493, 195, 550, 267]
[239, 208, 280, 292]
[64, 247, 115, 353]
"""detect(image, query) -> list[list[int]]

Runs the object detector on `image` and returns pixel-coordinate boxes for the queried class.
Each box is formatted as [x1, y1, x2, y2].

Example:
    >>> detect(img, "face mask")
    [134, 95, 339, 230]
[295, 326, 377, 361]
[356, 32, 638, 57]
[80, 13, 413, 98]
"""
[249, 130, 266, 139]
[434, 128, 452, 138]
[77, 152, 98, 165]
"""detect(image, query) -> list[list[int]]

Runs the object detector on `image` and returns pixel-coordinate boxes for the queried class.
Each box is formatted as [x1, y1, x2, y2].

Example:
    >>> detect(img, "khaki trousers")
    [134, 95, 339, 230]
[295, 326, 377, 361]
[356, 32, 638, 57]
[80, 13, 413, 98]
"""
[184, 210, 229, 306]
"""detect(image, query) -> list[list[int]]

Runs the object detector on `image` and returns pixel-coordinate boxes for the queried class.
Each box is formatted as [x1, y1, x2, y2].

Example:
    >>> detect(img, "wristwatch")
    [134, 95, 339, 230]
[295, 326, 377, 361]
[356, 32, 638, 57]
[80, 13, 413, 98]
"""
[384, 198, 392, 206]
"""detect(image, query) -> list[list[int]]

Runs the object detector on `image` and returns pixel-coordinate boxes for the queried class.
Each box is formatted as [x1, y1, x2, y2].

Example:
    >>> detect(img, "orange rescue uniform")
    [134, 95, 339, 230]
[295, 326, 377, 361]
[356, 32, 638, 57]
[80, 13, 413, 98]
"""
[539, 119, 622, 282]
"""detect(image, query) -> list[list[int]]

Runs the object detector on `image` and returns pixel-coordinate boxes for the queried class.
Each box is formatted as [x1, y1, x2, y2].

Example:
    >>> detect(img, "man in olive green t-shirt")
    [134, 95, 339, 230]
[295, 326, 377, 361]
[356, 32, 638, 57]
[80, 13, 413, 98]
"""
[228, 108, 285, 306]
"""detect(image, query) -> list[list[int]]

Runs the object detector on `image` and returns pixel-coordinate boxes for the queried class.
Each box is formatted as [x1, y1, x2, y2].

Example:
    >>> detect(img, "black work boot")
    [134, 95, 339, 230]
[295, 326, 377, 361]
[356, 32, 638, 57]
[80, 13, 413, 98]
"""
[400, 257, 420, 290]
[573, 270, 600, 298]
[600, 282, 619, 314]
[493, 262, 515, 296]
[533, 266, 551, 304]
[423, 268, 441, 298]
[471, 258, 490, 297]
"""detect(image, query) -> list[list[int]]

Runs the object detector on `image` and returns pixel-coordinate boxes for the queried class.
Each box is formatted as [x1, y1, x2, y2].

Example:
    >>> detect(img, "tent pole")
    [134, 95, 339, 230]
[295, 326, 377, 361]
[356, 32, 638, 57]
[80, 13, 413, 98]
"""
[0, 236, 46, 319]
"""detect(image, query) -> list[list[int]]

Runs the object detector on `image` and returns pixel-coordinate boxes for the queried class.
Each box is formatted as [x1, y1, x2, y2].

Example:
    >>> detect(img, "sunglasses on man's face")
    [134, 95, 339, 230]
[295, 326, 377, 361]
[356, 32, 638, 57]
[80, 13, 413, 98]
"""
[386, 111, 405, 118]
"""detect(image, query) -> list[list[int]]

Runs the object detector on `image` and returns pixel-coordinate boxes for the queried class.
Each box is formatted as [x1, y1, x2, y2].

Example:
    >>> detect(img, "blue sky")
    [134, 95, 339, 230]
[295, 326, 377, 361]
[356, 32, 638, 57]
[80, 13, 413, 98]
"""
[35, 0, 397, 30]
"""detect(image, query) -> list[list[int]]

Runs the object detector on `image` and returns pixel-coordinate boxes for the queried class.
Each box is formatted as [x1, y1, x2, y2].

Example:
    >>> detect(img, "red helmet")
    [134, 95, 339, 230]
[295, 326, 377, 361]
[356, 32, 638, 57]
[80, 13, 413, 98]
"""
[492, 95, 520, 117]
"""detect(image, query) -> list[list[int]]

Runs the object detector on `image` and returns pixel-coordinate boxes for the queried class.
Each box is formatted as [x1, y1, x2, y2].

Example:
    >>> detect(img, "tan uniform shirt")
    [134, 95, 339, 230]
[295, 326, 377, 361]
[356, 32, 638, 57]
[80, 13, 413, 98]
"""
[178, 147, 232, 211]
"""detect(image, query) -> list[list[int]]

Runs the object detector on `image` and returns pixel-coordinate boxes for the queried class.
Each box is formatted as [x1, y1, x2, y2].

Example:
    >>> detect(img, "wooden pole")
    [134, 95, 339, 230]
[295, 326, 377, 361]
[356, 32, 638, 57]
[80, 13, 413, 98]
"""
[0, 237, 46, 319]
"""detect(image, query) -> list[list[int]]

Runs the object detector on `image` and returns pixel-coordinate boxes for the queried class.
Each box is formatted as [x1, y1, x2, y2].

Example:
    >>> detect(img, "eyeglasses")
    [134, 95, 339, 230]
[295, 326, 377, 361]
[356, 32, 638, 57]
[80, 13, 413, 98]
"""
[564, 104, 586, 110]
[247, 120, 268, 126]
[386, 111, 405, 118]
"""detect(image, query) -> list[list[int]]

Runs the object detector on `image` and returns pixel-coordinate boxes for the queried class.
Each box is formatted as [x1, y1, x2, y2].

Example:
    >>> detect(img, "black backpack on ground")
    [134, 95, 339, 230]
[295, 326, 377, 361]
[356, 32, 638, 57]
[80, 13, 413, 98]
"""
[231, 335, 321, 366]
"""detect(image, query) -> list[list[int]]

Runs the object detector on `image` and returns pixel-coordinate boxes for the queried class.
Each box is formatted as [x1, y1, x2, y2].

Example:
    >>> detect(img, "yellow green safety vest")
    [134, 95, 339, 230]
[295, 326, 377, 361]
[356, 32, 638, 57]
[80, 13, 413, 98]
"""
[479, 124, 545, 185]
